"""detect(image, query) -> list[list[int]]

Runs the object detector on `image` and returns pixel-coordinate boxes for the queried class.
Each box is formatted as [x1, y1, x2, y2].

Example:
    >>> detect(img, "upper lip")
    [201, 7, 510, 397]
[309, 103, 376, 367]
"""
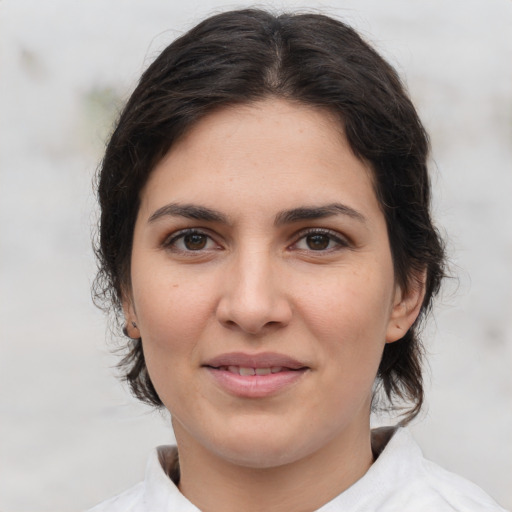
[203, 352, 308, 370]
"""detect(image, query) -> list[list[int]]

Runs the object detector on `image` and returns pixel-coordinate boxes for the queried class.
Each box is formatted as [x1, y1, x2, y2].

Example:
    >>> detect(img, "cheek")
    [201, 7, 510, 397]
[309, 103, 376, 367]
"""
[295, 266, 394, 369]
[300, 267, 393, 333]
[131, 268, 216, 356]
[131, 273, 214, 407]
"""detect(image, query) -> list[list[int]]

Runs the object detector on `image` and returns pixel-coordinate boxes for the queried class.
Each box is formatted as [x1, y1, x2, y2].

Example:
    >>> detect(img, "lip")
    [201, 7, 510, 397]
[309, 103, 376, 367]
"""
[202, 352, 309, 398]
[203, 351, 307, 370]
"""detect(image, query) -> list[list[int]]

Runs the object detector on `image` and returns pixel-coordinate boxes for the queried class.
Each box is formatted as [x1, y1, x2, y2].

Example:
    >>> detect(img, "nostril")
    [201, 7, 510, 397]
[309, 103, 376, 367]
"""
[220, 320, 286, 337]
[216, 289, 293, 335]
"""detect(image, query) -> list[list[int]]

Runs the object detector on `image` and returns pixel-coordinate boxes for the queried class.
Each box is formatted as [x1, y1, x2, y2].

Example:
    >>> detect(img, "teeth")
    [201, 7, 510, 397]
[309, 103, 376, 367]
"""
[239, 367, 256, 376]
[221, 366, 285, 375]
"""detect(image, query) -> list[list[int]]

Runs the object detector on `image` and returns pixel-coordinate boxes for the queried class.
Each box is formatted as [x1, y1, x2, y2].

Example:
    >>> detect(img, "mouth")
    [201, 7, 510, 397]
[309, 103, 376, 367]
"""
[202, 352, 309, 398]
[203, 351, 308, 371]
[206, 365, 299, 376]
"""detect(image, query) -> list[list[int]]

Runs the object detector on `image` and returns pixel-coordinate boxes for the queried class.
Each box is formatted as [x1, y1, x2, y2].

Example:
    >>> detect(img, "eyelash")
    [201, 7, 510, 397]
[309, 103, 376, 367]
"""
[162, 228, 350, 254]
[162, 229, 219, 253]
[291, 228, 350, 252]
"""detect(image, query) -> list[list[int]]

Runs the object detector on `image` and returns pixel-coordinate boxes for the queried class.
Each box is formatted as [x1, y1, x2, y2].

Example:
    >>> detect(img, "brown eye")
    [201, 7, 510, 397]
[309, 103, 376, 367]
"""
[306, 234, 330, 250]
[183, 233, 208, 250]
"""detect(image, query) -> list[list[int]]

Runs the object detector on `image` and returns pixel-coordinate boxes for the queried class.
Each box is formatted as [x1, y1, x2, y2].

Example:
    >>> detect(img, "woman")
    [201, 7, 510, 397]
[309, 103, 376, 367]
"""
[90, 9, 506, 511]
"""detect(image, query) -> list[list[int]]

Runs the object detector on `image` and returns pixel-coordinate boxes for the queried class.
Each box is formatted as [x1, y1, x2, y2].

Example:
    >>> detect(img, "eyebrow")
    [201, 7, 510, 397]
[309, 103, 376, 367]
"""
[274, 203, 366, 225]
[147, 202, 366, 225]
[148, 203, 230, 224]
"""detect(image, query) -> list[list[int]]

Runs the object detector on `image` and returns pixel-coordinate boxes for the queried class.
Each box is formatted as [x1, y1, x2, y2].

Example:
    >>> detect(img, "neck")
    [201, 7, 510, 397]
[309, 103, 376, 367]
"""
[175, 420, 374, 512]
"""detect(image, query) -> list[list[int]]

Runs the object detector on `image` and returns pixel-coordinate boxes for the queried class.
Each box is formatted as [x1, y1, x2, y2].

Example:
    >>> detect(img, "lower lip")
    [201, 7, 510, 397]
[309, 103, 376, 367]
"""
[204, 367, 308, 398]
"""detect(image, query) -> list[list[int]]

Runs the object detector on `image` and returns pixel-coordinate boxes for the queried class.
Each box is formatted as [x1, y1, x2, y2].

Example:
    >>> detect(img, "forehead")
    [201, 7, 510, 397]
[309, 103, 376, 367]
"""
[139, 98, 380, 222]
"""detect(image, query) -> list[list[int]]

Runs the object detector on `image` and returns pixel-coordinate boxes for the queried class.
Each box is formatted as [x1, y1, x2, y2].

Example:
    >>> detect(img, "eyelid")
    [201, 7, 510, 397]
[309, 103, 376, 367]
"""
[290, 227, 351, 251]
[161, 226, 351, 253]
[162, 228, 221, 251]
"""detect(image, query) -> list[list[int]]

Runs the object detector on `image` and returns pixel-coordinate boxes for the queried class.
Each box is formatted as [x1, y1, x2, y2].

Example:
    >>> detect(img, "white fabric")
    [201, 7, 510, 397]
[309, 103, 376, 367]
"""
[88, 428, 507, 511]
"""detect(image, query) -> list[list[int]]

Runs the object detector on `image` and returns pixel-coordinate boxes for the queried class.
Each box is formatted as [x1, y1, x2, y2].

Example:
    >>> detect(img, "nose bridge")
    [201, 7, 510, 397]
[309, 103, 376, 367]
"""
[237, 244, 273, 304]
[217, 242, 291, 334]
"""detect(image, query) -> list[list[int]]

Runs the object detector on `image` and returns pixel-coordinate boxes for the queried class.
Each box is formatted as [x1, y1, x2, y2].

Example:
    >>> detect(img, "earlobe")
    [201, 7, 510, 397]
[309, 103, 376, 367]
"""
[385, 275, 426, 343]
[122, 296, 140, 339]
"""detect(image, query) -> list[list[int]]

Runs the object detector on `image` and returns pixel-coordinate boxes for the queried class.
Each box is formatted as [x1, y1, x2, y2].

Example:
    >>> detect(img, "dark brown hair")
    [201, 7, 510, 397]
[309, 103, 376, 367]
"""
[93, 9, 445, 423]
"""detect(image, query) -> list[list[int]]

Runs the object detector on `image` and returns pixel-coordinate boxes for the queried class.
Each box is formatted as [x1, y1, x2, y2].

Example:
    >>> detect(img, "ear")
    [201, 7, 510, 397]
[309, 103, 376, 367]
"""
[385, 272, 426, 343]
[122, 292, 140, 339]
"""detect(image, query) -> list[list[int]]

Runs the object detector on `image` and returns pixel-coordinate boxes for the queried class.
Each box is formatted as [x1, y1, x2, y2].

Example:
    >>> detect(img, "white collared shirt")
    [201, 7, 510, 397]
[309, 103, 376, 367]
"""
[88, 428, 507, 511]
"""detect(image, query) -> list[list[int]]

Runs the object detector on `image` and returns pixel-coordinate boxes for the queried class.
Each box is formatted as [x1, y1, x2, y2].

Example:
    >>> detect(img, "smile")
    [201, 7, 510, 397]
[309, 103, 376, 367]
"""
[203, 352, 309, 398]
[210, 366, 291, 376]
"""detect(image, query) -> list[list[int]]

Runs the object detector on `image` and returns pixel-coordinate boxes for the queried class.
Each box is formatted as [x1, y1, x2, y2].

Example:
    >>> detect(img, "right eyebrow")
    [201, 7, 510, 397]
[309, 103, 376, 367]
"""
[147, 203, 230, 224]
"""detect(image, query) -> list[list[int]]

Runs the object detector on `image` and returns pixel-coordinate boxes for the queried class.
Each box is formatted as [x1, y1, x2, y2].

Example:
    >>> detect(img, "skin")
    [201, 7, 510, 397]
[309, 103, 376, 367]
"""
[124, 98, 424, 512]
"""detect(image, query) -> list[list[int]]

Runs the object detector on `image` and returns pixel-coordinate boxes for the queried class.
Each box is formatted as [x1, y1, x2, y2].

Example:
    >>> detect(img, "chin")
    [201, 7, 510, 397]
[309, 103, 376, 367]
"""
[202, 418, 324, 470]
[214, 437, 306, 469]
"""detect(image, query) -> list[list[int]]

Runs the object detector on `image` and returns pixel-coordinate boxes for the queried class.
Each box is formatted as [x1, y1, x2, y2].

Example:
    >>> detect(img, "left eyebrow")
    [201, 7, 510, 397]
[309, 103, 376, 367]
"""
[274, 203, 367, 226]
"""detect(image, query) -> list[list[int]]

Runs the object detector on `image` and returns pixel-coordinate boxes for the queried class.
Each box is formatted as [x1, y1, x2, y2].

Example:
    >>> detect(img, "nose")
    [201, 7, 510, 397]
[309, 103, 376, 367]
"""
[216, 248, 292, 335]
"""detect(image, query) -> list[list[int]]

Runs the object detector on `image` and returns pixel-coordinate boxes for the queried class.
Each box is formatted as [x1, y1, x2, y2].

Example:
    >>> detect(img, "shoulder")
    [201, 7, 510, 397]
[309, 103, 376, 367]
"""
[321, 428, 507, 512]
[86, 482, 145, 512]
[408, 455, 507, 511]
[372, 428, 507, 512]
[86, 445, 200, 512]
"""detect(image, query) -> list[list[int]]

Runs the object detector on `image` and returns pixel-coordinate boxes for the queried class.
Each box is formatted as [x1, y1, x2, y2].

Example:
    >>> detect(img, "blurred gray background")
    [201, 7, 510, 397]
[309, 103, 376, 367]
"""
[1, 0, 511, 510]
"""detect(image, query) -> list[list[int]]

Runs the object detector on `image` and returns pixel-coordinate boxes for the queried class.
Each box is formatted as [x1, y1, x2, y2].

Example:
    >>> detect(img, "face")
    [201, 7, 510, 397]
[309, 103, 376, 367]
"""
[125, 98, 420, 469]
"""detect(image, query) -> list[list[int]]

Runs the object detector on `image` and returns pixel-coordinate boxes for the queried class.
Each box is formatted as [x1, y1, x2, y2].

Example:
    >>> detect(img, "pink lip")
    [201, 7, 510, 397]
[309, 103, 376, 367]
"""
[203, 352, 309, 398]
[204, 352, 307, 369]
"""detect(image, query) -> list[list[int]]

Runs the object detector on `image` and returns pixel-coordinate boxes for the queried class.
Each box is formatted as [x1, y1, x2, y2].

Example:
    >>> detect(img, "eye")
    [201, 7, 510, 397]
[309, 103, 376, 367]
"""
[164, 229, 219, 252]
[304, 233, 331, 251]
[293, 229, 349, 252]
[182, 233, 209, 250]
